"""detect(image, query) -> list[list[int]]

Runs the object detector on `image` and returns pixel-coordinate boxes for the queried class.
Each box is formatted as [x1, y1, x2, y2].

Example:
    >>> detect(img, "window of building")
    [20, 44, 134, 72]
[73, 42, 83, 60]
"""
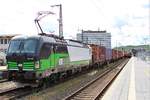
[0, 39, 3, 44]
[8, 39, 11, 43]
[4, 39, 7, 44]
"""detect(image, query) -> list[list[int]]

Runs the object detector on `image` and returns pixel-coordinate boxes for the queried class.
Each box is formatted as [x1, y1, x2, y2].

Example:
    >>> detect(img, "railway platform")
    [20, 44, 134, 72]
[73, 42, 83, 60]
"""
[102, 57, 150, 100]
[0, 66, 7, 71]
[0, 66, 7, 79]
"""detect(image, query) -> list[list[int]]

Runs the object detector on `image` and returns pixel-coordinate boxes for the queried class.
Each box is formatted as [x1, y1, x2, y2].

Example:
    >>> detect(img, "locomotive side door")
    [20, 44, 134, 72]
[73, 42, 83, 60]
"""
[50, 45, 56, 68]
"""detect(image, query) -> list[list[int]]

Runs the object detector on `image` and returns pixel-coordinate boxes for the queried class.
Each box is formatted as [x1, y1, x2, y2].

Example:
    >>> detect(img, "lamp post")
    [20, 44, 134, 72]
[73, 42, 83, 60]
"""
[51, 4, 63, 38]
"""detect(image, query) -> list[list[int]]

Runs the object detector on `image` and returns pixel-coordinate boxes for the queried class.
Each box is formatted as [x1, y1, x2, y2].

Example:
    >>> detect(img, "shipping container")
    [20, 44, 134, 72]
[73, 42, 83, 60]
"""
[90, 44, 106, 65]
[112, 49, 118, 60]
[106, 48, 112, 61]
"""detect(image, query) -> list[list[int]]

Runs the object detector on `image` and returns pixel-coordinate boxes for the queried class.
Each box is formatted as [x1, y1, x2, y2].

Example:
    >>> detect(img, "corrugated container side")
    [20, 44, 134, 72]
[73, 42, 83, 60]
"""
[99, 46, 106, 62]
[112, 49, 117, 60]
[90, 44, 106, 64]
[90, 45, 99, 64]
[106, 48, 112, 60]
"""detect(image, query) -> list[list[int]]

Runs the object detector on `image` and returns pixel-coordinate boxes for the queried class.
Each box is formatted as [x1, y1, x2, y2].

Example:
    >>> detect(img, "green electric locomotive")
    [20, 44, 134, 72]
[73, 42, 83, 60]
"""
[6, 33, 92, 85]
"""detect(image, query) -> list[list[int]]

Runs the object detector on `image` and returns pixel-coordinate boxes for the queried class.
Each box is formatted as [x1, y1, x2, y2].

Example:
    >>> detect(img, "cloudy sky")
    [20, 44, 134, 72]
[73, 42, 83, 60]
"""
[0, 0, 149, 47]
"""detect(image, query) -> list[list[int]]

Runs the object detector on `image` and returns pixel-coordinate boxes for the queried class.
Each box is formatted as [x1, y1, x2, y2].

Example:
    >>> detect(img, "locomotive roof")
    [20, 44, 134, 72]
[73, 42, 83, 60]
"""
[11, 35, 40, 40]
[11, 34, 89, 48]
[11, 34, 66, 44]
[66, 39, 89, 48]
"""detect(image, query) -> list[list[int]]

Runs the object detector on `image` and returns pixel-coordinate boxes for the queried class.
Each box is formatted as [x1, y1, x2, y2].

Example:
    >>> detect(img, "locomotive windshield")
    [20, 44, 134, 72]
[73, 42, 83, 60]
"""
[8, 40, 22, 53]
[21, 39, 38, 53]
[8, 39, 38, 54]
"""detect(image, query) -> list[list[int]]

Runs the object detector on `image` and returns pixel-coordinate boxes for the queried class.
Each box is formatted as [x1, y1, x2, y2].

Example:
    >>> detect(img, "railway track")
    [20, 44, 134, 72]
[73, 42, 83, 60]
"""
[0, 81, 32, 100]
[0, 86, 33, 100]
[0, 79, 8, 83]
[64, 59, 129, 100]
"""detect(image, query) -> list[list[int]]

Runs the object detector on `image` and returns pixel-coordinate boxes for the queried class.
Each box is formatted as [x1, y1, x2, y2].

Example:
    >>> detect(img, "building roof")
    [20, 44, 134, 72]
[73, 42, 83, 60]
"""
[82, 30, 107, 33]
[0, 34, 19, 38]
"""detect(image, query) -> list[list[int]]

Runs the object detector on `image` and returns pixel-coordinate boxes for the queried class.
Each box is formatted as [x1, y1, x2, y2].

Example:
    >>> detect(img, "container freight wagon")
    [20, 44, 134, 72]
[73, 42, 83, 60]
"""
[112, 49, 118, 60]
[112, 49, 125, 60]
[112, 49, 115, 60]
[118, 51, 123, 58]
[90, 44, 100, 64]
[124, 51, 131, 58]
[90, 44, 106, 66]
[105, 48, 112, 62]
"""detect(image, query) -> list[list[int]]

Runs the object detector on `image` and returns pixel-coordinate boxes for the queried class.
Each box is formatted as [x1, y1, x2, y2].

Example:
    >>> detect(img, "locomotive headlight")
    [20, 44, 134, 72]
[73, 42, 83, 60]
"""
[18, 64, 23, 67]
[35, 61, 40, 69]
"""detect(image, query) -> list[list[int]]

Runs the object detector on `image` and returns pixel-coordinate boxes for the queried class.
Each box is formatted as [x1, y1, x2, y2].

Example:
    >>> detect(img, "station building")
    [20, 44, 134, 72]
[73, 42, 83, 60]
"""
[0, 34, 18, 53]
[77, 30, 111, 49]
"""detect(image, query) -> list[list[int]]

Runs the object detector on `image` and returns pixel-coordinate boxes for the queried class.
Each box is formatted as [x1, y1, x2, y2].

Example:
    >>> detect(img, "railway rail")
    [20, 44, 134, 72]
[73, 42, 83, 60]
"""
[64, 59, 129, 100]
[0, 79, 8, 83]
[0, 86, 33, 100]
[0, 81, 32, 100]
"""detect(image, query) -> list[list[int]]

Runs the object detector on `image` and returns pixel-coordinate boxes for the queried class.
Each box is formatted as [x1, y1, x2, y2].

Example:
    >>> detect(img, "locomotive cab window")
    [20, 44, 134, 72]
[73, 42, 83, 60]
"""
[22, 39, 38, 54]
[55, 44, 68, 53]
[8, 40, 22, 54]
[40, 43, 52, 59]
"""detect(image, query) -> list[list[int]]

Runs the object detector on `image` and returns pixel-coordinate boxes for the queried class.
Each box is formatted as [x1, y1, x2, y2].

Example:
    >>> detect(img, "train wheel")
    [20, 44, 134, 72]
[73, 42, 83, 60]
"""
[39, 79, 49, 89]
[42, 82, 48, 89]
[8, 72, 12, 81]
[66, 70, 72, 77]
[59, 72, 66, 82]
[48, 74, 56, 84]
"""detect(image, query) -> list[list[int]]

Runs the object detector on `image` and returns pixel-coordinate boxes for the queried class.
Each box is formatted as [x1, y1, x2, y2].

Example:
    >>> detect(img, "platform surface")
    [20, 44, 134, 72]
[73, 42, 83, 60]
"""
[102, 57, 150, 100]
[0, 66, 7, 71]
